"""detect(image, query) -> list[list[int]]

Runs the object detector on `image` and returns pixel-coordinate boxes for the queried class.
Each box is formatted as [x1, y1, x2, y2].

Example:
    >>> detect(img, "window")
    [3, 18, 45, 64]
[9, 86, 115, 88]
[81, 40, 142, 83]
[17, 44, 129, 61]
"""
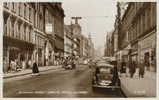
[21, 3, 24, 17]
[15, 22, 18, 38]
[3, 15, 8, 36]
[152, 3, 156, 28]
[3, 3, 7, 8]
[143, 11, 145, 35]
[18, 23, 21, 39]
[19, 3, 21, 16]
[29, 8, 31, 22]
[24, 4, 27, 19]
[28, 28, 30, 42]
[11, 20, 14, 37]
[34, 11, 36, 27]
[20, 24, 23, 40]
[24, 25, 26, 41]
[12, 3, 15, 12]
[26, 26, 29, 41]
[140, 15, 143, 35]
[145, 9, 148, 32]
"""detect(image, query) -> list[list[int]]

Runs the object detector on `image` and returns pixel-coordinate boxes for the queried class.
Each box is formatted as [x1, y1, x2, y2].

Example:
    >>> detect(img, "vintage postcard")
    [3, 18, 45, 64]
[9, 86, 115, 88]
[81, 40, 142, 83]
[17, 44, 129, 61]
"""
[2, 0, 157, 98]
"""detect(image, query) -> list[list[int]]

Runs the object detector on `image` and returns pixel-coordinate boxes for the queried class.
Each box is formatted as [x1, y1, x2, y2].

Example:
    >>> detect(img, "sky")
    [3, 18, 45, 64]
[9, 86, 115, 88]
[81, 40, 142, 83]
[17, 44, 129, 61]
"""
[62, 0, 117, 55]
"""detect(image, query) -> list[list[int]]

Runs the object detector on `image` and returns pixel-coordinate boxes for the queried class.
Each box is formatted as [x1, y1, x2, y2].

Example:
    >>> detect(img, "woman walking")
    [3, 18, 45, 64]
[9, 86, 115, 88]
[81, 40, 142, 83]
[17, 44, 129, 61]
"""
[139, 60, 145, 78]
[32, 60, 39, 75]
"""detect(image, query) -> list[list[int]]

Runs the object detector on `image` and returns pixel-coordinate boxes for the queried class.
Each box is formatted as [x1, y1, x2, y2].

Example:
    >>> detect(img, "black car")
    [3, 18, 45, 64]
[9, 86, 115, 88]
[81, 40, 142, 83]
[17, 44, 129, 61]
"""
[92, 61, 120, 91]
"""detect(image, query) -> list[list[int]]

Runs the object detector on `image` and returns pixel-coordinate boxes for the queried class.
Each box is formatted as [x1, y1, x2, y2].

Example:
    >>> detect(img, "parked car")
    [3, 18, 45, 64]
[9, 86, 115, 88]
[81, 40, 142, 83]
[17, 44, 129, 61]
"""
[92, 60, 121, 92]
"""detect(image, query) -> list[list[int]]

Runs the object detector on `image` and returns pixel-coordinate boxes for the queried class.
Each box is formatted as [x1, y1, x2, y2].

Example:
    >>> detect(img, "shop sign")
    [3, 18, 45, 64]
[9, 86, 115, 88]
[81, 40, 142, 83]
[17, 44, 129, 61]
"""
[45, 24, 53, 34]
[139, 33, 155, 50]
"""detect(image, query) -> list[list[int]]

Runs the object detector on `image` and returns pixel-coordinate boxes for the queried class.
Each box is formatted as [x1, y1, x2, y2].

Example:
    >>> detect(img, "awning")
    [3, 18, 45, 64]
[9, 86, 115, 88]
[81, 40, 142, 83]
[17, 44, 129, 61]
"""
[3, 36, 35, 50]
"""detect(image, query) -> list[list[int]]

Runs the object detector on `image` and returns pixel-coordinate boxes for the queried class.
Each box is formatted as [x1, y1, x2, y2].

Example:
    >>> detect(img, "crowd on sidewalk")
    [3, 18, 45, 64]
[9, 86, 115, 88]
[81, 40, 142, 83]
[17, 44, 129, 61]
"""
[3, 56, 80, 74]
[3, 59, 33, 73]
[3, 58, 64, 74]
[118, 59, 155, 79]
[118, 59, 156, 97]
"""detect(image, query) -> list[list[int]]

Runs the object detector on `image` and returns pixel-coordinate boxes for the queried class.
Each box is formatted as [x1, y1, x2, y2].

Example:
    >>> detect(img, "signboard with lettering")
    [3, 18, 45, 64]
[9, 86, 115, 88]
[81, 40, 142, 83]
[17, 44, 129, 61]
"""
[45, 24, 53, 34]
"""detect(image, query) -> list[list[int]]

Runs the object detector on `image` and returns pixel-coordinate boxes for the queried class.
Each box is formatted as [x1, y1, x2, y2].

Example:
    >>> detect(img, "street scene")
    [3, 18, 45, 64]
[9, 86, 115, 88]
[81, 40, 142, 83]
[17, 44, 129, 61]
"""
[3, 0, 156, 98]
[4, 65, 124, 97]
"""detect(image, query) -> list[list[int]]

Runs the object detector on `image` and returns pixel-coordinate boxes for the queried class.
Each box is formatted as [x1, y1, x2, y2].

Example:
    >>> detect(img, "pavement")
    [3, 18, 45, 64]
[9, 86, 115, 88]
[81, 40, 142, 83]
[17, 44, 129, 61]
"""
[3, 65, 62, 79]
[120, 68, 156, 97]
[3, 65, 125, 98]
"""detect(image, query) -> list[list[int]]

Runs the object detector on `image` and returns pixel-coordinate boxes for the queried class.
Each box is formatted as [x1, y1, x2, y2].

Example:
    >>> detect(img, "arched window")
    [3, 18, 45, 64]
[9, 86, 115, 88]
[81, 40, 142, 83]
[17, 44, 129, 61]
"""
[23, 25, 26, 41]
[11, 19, 14, 37]
[20, 24, 23, 40]
[7, 17, 11, 36]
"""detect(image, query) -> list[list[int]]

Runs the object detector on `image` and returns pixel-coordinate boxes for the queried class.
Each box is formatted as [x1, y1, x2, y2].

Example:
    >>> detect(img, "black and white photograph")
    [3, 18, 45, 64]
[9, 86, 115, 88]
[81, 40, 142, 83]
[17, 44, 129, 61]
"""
[2, 0, 157, 98]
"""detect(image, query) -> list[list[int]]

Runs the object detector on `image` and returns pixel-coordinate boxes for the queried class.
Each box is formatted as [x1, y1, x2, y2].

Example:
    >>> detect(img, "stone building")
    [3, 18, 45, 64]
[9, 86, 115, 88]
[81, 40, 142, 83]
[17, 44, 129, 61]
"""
[53, 3, 65, 60]
[44, 3, 65, 65]
[3, 3, 36, 72]
[71, 23, 81, 57]
[3, 2, 65, 73]
[64, 25, 74, 57]
[104, 31, 114, 57]
[117, 2, 156, 71]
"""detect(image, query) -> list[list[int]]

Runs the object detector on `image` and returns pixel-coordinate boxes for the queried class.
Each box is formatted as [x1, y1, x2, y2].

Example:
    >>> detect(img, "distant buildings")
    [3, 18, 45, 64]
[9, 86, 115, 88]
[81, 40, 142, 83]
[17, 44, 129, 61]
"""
[64, 25, 74, 57]
[64, 22, 94, 60]
[3, 2, 65, 72]
[104, 2, 156, 72]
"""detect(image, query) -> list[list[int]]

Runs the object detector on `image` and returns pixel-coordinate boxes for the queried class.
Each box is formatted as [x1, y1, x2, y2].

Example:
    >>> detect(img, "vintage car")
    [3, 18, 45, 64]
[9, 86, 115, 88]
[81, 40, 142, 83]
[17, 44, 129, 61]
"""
[92, 60, 120, 91]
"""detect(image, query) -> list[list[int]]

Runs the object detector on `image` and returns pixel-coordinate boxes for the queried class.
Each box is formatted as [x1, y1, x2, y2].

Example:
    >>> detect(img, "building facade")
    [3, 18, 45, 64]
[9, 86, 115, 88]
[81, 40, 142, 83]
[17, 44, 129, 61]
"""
[117, 2, 156, 71]
[54, 3, 65, 60]
[3, 3, 36, 72]
[104, 2, 156, 72]
[64, 25, 74, 57]
[3, 2, 65, 73]
[104, 31, 114, 57]
[71, 23, 81, 57]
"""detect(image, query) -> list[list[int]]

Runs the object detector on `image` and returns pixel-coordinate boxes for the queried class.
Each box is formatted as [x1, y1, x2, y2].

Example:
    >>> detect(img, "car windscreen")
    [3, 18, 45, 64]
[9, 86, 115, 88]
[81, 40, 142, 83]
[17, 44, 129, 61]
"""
[100, 67, 112, 74]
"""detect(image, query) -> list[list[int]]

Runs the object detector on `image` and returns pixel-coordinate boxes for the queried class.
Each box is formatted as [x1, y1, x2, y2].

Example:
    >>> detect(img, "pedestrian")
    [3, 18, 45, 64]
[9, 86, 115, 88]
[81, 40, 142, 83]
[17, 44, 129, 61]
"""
[32, 60, 39, 75]
[73, 59, 76, 69]
[10, 60, 15, 72]
[28, 59, 32, 69]
[129, 61, 136, 78]
[95, 66, 100, 84]
[22, 60, 26, 70]
[14, 59, 18, 71]
[63, 58, 68, 68]
[122, 61, 126, 73]
[139, 60, 145, 78]
[111, 62, 119, 86]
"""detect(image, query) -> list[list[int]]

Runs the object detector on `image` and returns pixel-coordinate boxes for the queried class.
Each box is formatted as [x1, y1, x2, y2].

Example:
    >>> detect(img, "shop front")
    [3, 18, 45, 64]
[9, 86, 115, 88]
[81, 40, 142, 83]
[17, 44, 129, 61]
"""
[138, 31, 156, 72]
[3, 36, 34, 73]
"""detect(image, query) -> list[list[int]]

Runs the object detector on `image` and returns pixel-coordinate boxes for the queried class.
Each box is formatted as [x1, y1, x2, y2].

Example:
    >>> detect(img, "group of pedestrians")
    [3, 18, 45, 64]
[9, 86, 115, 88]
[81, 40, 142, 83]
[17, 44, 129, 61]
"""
[6, 59, 33, 73]
[54, 58, 64, 66]
[5, 59, 39, 75]
[119, 59, 145, 78]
